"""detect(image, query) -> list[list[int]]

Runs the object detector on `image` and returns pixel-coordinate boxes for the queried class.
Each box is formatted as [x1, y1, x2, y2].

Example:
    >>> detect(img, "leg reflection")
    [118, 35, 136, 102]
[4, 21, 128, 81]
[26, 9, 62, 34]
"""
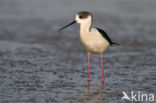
[88, 80, 90, 95]
[100, 81, 104, 103]
[86, 80, 90, 103]
[86, 81, 104, 103]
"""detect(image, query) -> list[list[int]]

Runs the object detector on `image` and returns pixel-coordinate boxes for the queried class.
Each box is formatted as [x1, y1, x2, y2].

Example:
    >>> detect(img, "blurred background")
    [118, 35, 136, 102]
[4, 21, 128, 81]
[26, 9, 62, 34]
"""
[0, 0, 156, 103]
[0, 0, 156, 51]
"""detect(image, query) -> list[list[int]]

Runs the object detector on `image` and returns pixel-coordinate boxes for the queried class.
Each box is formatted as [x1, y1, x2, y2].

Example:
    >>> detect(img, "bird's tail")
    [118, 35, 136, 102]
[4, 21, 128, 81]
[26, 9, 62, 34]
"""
[111, 42, 120, 46]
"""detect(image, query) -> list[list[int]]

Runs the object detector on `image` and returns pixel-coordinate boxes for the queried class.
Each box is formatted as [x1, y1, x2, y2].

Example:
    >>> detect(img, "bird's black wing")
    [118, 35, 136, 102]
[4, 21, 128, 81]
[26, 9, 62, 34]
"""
[96, 28, 112, 45]
[96, 28, 119, 46]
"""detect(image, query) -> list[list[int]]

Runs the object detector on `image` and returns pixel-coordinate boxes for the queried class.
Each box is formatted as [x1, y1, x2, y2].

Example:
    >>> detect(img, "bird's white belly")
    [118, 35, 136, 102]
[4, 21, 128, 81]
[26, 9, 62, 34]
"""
[80, 32, 110, 54]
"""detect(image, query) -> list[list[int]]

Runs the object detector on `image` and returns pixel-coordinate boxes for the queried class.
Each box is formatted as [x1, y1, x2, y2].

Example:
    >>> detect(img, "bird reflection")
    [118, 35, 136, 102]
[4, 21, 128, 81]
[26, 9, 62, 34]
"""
[86, 81, 104, 103]
[100, 81, 104, 102]
[86, 80, 90, 103]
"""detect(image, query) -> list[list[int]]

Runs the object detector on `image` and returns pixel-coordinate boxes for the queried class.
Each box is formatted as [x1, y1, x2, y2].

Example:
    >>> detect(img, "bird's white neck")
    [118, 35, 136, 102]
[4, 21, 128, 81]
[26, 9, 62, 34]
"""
[80, 21, 92, 33]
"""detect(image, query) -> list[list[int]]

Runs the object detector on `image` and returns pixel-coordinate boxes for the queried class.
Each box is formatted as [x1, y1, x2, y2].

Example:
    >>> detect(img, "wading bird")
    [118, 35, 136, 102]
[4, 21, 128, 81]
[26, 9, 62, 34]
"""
[59, 11, 119, 82]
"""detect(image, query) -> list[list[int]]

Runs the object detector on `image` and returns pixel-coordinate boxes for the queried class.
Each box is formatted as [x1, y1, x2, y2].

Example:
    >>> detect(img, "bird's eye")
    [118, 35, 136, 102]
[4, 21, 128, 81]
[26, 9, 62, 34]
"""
[79, 16, 83, 19]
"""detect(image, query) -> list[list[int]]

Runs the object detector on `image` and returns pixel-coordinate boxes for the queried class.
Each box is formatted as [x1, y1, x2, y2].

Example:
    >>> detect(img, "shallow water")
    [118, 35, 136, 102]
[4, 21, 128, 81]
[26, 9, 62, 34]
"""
[0, 0, 156, 103]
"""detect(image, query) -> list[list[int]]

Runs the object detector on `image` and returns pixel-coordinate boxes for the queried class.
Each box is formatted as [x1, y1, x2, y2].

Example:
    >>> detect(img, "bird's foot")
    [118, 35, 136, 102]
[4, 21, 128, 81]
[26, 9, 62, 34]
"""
[88, 78, 91, 81]
[101, 77, 104, 82]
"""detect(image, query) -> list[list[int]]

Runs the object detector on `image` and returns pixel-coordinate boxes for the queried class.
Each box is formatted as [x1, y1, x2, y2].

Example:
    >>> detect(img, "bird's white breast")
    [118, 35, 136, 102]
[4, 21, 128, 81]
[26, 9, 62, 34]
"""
[80, 28, 110, 54]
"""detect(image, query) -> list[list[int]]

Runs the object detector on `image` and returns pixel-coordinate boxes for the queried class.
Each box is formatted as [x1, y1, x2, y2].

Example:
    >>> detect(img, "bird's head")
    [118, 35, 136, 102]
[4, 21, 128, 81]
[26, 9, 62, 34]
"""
[59, 11, 92, 30]
[76, 11, 92, 24]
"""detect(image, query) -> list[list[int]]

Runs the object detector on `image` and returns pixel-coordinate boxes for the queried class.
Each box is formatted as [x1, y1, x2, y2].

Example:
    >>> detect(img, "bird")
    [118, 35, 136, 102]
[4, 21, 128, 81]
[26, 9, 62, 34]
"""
[59, 11, 119, 82]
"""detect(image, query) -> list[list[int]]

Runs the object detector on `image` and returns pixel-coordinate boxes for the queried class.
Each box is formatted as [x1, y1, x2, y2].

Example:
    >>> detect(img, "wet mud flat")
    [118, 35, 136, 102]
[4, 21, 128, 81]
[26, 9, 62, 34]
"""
[0, 0, 156, 103]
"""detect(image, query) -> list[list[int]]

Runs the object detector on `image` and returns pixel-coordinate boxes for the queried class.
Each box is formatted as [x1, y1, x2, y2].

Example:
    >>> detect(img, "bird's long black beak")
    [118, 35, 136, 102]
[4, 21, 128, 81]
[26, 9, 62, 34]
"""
[59, 20, 76, 31]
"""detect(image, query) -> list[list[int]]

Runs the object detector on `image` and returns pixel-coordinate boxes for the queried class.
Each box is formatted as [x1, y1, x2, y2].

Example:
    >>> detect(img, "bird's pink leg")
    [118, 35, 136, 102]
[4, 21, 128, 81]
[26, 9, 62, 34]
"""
[100, 53, 104, 82]
[88, 53, 91, 81]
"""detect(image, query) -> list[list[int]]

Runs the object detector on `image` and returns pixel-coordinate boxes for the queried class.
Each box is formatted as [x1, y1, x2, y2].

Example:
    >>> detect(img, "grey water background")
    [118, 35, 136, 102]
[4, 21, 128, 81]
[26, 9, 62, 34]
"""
[0, 0, 156, 103]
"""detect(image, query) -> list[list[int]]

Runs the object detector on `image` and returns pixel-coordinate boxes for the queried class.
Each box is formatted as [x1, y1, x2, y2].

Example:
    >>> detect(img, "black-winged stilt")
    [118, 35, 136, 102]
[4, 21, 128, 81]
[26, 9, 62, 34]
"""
[59, 11, 119, 82]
